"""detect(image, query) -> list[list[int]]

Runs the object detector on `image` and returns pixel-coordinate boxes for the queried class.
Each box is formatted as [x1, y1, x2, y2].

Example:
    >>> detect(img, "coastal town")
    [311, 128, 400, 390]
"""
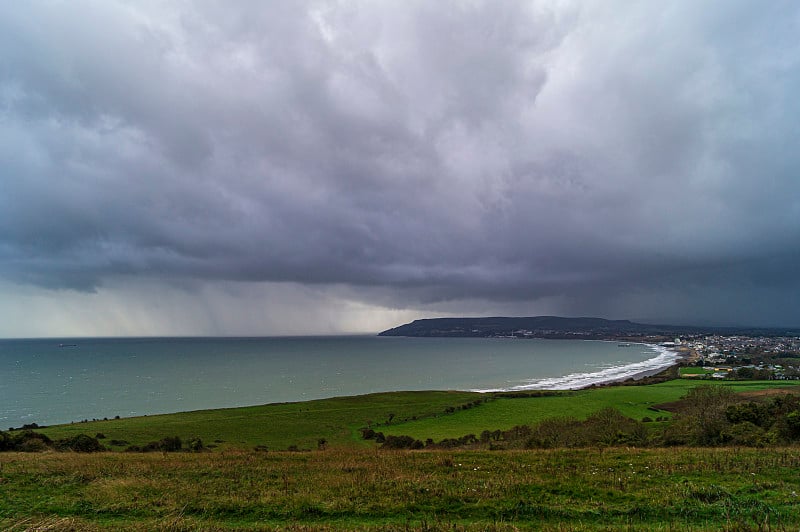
[671, 334, 800, 381]
[507, 330, 800, 382]
[510, 329, 800, 382]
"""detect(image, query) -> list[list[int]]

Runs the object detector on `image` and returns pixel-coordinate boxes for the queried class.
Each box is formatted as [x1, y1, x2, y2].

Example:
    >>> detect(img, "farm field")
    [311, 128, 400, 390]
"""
[31, 379, 797, 450]
[381, 380, 800, 441]
[34, 391, 482, 452]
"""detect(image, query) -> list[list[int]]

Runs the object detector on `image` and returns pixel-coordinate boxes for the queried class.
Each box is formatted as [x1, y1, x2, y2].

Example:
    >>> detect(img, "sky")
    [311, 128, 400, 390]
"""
[1, 1, 799, 337]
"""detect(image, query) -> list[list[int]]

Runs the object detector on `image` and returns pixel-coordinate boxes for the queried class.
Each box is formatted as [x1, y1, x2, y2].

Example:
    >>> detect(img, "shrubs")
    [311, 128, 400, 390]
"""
[662, 386, 800, 446]
[186, 437, 205, 452]
[17, 432, 53, 452]
[0, 430, 104, 453]
[677, 385, 737, 445]
[0, 431, 12, 451]
[525, 409, 647, 449]
[55, 434, 105, 453]
[381, 435, 424, 450]
[584, 407, 648, 446]
[126, 436, 183, 453]
[527, 418, 584, 449]
[721, 421, 768, 447]
[0, 430, 195, 454]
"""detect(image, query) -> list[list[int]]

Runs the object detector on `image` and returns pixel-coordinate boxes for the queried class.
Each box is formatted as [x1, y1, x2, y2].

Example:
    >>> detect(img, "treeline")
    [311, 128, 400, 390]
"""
[0, 431, 105, 453]
[0, 431, 205, 453]
[370, 386, 800, 450]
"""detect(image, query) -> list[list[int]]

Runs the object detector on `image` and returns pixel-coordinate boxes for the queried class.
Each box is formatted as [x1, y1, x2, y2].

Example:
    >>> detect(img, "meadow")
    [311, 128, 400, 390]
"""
[2, 378, 800, 530]
[33, 379, 799, 450]
[2, 446, 799, 530]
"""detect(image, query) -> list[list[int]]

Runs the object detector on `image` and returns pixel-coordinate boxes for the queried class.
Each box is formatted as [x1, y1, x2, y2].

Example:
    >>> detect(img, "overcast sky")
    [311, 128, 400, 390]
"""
[1, 1, 799, 337]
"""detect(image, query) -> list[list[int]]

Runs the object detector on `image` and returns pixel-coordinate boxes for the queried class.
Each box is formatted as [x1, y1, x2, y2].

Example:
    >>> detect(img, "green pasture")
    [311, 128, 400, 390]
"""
[36, 390, 480, 451]
[381, 380, 800, 441]
[35, 378, 800, 450]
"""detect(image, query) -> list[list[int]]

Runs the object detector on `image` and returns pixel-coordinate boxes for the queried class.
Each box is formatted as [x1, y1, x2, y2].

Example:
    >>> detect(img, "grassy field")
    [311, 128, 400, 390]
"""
[380, 380, 800, 441]
[6, 379, 799, 529]
[35, 380, 800, 450]
[35, 391, 482, 451]
[2, 446, 800, 530]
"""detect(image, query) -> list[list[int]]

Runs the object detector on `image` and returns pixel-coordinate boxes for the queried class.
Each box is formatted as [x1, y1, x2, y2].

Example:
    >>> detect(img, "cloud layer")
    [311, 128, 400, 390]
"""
[1, 1, 799, 334]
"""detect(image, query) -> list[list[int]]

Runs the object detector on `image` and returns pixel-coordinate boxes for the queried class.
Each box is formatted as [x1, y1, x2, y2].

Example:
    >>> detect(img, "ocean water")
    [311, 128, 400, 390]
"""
[0, 336, 676, 427]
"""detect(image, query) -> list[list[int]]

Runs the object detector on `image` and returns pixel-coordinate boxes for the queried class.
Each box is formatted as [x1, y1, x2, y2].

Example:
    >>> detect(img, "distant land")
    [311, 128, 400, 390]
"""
[378, 316, 800, 339]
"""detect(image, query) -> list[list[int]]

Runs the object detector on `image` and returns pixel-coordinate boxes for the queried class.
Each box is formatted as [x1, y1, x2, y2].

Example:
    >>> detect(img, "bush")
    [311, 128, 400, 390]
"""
[726, 402, 769, 427]
[502, 425, 532, 440]
[721, 421, 767, 447]
[140, 436, 182, 452]
[674, 385, 737, 445]
[18, 438, 50, 452]
[526, 418, 583, 449]
[584, 407, 648, 446]
[13, 430, 53, 452]
[381, 435, 424, 450]
[56, 434, 105, 453]
[159, 436, 183, 452]
[0, 431, 12, 451]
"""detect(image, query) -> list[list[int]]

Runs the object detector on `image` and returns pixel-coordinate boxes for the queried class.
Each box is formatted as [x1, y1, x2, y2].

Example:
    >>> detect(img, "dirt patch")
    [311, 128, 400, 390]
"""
[653, 387, 800, 413]
[650, 400, 683, 413]
[737, 387, 800, 399]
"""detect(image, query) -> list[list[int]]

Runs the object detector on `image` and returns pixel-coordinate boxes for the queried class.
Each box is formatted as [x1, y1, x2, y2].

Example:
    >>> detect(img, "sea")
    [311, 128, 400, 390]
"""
[0, 336, 677, 428]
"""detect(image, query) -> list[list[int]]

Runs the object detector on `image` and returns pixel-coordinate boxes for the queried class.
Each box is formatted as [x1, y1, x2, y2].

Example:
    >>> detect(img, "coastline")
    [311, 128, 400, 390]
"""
[588, 345, 691, 388]
[4, 337, 685, 425]
[473, 343, 684, 392]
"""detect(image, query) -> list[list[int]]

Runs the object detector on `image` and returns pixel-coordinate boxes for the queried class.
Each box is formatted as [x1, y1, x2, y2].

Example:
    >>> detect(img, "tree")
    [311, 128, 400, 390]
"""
[675, 385, 737, 445]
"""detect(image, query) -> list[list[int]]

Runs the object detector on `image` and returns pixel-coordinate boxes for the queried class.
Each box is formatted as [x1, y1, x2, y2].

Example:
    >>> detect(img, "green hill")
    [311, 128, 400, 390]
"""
[34, 380, 799, 451]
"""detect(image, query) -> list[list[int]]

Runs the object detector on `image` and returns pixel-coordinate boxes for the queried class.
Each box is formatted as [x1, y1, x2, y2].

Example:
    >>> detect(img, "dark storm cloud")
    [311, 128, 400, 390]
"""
[1, 1, 799, 327]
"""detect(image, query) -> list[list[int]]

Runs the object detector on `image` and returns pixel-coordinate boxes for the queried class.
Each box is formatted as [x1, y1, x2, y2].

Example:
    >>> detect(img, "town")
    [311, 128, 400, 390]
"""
[674, 334, 800, 381]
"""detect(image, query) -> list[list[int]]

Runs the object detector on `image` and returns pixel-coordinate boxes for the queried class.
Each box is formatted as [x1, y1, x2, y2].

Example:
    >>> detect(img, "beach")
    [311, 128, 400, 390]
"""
[473, 343, 681, 392]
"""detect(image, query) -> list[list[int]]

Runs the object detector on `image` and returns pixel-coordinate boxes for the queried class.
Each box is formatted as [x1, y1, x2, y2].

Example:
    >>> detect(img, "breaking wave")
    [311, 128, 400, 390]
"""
[473, 344, 679, 392]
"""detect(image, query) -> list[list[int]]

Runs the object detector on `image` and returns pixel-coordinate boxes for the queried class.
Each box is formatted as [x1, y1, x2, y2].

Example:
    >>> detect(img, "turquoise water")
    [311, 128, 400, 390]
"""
[0, 336, 673, 427]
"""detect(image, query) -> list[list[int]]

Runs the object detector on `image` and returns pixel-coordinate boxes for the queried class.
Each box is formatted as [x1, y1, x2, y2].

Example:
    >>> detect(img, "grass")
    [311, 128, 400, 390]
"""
[680, 367, 719, 376]
[7, 378, 800, 529]
[381, 380, 800, 441]
[35, 390, 482, 451]
[35, 380, 800, 450]
[2, 447, 800, 530]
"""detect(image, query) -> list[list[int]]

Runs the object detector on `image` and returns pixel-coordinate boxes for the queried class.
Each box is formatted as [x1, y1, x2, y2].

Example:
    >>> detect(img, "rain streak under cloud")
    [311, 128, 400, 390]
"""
[1, 1, 799, 336]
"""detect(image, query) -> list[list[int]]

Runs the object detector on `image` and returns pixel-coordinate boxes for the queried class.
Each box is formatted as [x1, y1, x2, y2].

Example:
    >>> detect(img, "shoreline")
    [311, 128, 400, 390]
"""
[473, 343, 683, 392]
[5, 339, 686, 426]
[587, 345, 691, 388]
